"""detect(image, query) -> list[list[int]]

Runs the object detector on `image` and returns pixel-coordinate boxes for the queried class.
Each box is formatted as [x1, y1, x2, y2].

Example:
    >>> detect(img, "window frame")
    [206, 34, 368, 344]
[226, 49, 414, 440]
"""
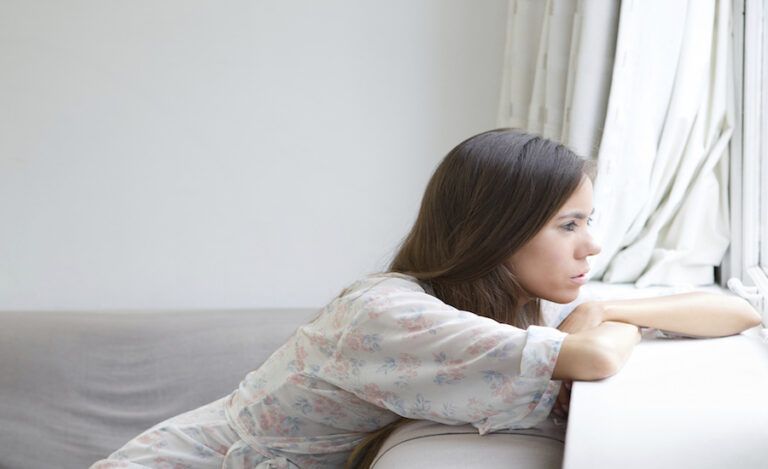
[726, 0, 768, 322]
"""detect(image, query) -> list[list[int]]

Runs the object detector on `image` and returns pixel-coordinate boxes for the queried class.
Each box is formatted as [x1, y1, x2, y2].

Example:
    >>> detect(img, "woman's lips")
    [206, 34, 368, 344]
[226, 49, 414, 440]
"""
[570, 273, 587, 285]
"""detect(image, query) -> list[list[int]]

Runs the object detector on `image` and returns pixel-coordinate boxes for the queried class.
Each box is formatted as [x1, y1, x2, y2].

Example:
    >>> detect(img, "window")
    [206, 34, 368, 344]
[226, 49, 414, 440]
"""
[726, 0, 768, 322]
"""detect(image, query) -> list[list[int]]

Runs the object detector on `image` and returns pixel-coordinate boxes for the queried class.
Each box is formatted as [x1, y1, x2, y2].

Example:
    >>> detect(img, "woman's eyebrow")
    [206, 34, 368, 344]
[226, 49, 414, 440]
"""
[556, 208, 595, 220]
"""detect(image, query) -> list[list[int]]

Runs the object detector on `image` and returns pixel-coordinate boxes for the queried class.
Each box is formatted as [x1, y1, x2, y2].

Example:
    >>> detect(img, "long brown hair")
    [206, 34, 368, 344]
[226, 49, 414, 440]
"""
[345, 128, 593, 468]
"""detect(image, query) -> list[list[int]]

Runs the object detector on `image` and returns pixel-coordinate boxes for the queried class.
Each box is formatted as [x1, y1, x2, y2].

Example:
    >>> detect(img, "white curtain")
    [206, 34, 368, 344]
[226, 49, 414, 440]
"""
[498, 0, 734, 287]
[498, 0, 619, 158]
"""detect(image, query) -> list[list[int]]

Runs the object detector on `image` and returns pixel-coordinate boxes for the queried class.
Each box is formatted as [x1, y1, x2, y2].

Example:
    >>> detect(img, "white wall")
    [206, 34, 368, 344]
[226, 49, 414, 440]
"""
[0, 0, 508, 310]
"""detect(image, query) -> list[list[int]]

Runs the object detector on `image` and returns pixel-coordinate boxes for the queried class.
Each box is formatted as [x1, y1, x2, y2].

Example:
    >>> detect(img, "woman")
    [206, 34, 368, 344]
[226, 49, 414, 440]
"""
[91, 129, 761, 469]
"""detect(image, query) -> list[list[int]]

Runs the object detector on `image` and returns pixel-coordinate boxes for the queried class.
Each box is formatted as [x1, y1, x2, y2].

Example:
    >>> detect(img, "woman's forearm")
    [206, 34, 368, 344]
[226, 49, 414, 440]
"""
[559, 321, 640, 379]
[587, 321, 642, 374]
[599, 292, 762, 338]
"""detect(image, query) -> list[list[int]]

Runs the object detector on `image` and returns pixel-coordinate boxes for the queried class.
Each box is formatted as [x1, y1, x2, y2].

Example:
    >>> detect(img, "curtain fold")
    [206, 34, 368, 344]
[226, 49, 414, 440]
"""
[498, 0, 619, 159]
[497, 0, 733, 287]
[593, 0, 733, 286]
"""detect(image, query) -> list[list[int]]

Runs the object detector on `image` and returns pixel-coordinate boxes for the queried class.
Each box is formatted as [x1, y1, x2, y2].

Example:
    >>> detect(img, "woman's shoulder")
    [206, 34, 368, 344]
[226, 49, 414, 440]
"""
[328, 272, 476, 332]
[337, 271, 435, 302]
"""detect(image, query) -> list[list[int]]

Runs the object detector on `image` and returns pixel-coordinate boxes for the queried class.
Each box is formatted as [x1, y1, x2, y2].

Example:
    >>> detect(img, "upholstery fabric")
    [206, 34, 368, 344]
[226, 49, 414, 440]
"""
[371, 419, 565, 469]
[0, 308, 317, 469]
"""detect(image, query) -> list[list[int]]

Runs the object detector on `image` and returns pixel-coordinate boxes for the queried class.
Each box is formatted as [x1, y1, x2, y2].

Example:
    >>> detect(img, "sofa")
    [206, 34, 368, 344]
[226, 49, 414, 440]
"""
[0, 307, 568, 469]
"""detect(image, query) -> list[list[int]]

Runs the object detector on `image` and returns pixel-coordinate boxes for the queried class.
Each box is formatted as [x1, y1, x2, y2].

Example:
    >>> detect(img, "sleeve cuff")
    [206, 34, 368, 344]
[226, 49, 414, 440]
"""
[472, 326, 568, 435]
[519, 325, 568, 379]
[473, 379, 564, 434]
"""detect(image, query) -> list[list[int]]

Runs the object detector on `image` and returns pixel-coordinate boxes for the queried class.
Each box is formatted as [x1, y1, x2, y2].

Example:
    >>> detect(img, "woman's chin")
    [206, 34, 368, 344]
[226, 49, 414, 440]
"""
[542, 289, 580, 305]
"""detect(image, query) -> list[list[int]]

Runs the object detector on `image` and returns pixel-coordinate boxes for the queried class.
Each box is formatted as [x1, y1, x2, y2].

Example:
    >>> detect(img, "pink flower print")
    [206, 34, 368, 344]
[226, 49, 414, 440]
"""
[466, 334, 503, 356]
[433, 351, 467, 385]
[434, 367, 465, 385]
[360, 383, 388, 405]
[376, 353, 421, 378]
[332, 301, 351, 328]
[396, 353, 421, 379]
[367, 308, 384, 320]
[342, 329, 382, 353]
[396, 313, 435, 333]
[287, 373, 308, 387]
[359, 383, 405, 413]
[136, 432, 161, 445]
[482, 370, 520, 404]
[258, 401, 303, 436]
[287, 344, 308, 372]
[151, 457, 188, 469]
[305, 331, 336, 357]
[323, 357, 352, 380]
[312, 394, 348, 423]
[134, 429, 171, 452]
[466, 396, 497, 421]
[524, 356, 557, 378]
[486, 341, 519, 359]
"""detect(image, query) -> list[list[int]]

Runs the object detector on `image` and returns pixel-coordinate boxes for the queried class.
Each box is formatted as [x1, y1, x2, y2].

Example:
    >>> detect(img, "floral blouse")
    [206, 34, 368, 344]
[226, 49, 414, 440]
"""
[222, 272, 569, 467]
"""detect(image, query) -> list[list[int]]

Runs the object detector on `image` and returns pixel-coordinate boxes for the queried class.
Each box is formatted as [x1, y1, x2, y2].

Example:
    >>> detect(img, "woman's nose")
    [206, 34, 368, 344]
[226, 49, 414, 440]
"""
[588, 236, 601, 257]
[580, 233, 601, 258]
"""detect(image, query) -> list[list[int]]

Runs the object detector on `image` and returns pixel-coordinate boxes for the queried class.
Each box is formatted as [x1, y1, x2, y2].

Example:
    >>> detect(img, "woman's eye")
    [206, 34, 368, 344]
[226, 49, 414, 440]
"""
[563, 217, 593, 232]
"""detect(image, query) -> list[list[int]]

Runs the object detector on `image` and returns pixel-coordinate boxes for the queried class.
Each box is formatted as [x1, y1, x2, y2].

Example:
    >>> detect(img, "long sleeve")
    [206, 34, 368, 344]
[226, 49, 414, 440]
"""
[318, 281, 568, 435]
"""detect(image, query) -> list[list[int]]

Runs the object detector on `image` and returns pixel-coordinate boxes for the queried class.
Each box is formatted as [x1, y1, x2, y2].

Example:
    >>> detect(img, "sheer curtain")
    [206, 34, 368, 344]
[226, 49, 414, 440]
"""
[498, 0, 734, 287]
[498, 0, 619, 159]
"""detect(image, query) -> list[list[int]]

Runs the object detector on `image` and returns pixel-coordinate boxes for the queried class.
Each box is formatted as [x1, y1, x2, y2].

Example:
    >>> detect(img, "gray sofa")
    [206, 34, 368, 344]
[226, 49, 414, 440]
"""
[0, 308, 565, 469]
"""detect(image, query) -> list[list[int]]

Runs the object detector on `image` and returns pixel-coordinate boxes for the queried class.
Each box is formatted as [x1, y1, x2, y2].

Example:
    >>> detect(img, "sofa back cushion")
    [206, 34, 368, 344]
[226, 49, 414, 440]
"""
[371, 420, 565, 469]
[0, 308, 317, 469]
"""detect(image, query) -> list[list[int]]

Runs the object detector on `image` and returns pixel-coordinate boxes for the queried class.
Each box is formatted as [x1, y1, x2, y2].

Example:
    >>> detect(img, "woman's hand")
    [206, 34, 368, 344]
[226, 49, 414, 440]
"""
[556, 301, 606, 334]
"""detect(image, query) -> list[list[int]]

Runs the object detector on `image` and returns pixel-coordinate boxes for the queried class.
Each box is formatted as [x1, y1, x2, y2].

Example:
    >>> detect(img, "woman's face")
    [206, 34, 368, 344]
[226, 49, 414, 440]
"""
[504, 177, 601, 304]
